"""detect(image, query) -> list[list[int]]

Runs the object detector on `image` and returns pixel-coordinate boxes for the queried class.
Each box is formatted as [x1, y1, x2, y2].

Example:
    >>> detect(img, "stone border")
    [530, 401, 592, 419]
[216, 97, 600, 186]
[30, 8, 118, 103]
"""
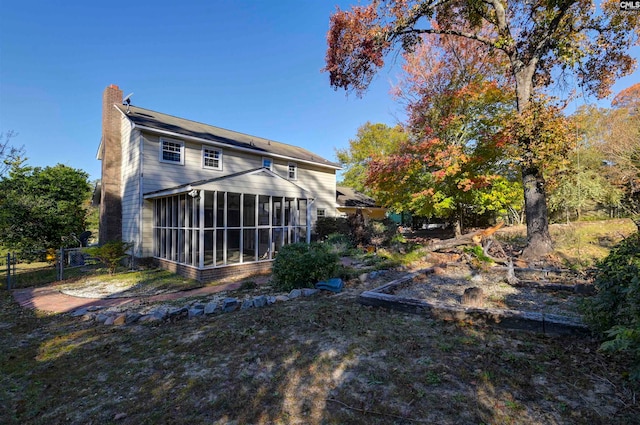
[357, 268, 590, 336]
[69, 288, 321, 326]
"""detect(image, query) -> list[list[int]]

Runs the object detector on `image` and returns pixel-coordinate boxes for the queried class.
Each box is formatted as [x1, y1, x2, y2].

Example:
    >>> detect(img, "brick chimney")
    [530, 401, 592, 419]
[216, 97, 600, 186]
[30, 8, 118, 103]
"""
[99, 84, 123, 244]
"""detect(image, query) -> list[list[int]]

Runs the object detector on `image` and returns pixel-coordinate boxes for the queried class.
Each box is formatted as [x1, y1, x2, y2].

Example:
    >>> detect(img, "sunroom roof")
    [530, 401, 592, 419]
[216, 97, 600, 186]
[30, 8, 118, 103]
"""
[143, 168, 313, 200]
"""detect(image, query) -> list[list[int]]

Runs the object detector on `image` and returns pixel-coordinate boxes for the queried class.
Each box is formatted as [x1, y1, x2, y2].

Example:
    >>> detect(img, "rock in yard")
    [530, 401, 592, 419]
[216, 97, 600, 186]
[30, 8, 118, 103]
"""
[222, 298, 239, 313]
[151, 309, 168, 320]
[253, 295, 267, 308]
[113, 314, 127, 326]
[241, 299, 254, 310]
[70, 308, 88, 317]
[86, 305, 104, 312]
[289, 289, 302, 299]
[188, 307, 204, 318]
[204, 302, 218, 315]
[168, 307, 188, 318]
[139, 314, 160, 323]
[125, 313, 142, 324]
[96, 313, 110, 323]
[302, 288, 319, 297]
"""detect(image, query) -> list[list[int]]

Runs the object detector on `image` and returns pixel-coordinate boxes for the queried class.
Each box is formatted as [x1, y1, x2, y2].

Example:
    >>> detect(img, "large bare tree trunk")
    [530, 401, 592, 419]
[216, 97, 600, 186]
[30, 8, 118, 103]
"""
[514, 62, 554, 259]
[521, 165, 553, 258]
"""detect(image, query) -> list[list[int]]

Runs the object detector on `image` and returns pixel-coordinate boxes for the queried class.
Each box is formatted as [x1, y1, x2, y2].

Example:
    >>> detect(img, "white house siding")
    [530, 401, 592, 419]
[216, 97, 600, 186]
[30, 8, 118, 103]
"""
[140, 201, 154, 257]
[120, 118, 142, 256]
[141, 133, 259, 194]
[137, 130, 337, 254]
[140, 132, 337, 206]
[294, 164, 337, 221]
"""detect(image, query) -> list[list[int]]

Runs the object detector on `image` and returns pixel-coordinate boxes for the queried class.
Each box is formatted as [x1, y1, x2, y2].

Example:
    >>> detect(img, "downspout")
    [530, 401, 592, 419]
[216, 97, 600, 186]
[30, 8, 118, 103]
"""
[138, 131, 144, 258]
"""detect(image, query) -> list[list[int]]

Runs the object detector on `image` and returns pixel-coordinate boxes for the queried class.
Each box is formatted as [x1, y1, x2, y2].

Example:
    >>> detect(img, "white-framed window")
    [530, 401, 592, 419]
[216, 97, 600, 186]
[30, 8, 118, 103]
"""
[202, 147, 222, 170]
[160, 138, 184, 165]
[317, 208, 326, 218]
[287, 162, 297, 180]
[262, 157, 273, 171]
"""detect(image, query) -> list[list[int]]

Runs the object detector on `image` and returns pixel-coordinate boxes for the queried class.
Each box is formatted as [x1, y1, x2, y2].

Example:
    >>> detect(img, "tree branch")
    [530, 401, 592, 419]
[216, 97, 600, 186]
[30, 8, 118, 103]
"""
[395, 28, 501, 51]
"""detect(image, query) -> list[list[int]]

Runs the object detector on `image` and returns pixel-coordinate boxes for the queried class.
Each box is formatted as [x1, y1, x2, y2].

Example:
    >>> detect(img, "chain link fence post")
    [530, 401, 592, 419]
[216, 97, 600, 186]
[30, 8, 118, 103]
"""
[58, 247, 64, 281]
[5, 253, 10, 290]
[5, 253, 16, 290]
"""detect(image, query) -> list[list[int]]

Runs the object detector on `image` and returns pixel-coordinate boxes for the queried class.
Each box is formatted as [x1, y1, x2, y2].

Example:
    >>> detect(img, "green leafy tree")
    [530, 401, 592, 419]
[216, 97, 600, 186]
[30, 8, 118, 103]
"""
[548, 145, 622, 221]
[0, 131, 25, 177]
[325, 0, 639, 258]
[336, 122, 409, 195]
[573, 92, 640, 221]
[0, 163, 92, 253]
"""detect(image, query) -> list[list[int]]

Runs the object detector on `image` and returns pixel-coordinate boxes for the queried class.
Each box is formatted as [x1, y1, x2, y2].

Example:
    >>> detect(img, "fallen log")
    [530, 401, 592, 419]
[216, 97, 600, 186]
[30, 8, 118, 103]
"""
[422, 223, 504, 253]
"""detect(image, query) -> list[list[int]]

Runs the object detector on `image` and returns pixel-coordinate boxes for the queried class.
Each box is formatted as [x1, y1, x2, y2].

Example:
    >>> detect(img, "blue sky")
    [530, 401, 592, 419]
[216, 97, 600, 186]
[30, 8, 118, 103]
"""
[1, 1, 638, 182]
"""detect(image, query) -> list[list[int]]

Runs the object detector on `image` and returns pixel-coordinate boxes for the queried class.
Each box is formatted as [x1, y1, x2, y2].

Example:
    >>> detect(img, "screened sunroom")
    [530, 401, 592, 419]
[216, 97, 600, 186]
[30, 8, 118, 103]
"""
[144, 168, 313, 270]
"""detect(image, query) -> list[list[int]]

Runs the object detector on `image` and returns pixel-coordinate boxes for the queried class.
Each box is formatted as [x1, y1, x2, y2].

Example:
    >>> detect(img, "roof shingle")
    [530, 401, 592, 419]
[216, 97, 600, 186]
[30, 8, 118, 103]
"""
[117, 104, 340, 168]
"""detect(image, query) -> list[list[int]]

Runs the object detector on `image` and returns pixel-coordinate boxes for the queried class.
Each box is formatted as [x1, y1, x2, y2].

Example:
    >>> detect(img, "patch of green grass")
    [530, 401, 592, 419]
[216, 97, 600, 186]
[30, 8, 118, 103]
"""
[424, 370, 442, 385]
[551, 219, 636, 269]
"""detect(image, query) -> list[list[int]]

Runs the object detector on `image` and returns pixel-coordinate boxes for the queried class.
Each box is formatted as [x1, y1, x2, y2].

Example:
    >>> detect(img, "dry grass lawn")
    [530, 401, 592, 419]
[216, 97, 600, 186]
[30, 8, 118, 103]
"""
[1, 219, 639, 424]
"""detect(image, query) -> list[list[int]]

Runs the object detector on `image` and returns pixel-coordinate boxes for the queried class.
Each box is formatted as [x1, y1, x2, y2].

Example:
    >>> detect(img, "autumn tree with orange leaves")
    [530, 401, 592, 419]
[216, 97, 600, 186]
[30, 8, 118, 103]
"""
[363, 33, 523, 234]
[324, 0, 639, 258]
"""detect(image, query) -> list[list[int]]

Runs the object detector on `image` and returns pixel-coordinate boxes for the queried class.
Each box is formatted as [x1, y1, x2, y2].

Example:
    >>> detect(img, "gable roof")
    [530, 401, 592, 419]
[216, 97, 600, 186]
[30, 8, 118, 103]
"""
[336, 186, 381, 208]
[143, 167, 313, 199]
[117, 104, 340, 169]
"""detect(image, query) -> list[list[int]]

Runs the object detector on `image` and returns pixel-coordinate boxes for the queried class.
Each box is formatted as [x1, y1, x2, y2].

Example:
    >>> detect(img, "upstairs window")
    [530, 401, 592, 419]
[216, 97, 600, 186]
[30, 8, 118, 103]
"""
[288, 163, 297, 180]
[203, 147, 222, 170]
[262, 157, 273, 170]
[160, 138, 184, 164]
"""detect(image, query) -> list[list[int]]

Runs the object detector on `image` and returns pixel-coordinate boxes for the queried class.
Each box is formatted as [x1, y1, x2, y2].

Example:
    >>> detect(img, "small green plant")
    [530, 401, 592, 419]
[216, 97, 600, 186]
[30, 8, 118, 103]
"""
[84, 240, 133, 275]
[463, 245, 493, 263]
[272, 242, 340, 291]
[325, 233, 352, 255]
[239, 280, 257, 290]
[367, 218, 397, 247]
[582, 232, 640, 379]
[424, 371, 442, 385]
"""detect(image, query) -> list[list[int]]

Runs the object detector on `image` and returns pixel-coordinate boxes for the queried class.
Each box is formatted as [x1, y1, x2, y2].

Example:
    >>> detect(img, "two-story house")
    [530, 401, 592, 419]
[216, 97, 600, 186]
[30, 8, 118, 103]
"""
[98, 84, 339, 282]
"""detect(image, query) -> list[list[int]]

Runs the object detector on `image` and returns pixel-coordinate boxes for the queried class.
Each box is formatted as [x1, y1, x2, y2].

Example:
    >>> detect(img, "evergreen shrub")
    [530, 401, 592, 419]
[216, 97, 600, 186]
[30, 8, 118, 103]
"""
[272, 242, 340, 291]
[582, 232, 640, 379]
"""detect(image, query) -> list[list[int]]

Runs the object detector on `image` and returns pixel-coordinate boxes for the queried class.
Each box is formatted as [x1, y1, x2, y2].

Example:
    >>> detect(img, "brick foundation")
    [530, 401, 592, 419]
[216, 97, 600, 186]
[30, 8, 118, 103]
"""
[156, 259, 273, 283]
